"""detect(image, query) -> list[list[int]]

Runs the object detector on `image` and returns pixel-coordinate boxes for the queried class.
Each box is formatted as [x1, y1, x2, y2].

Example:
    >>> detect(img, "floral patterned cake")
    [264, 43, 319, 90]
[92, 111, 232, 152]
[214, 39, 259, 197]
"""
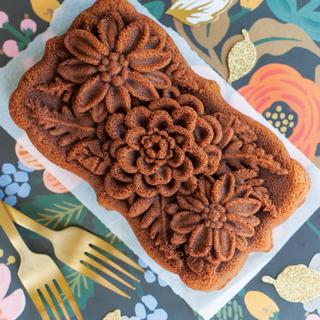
[9, 0, 309, 290]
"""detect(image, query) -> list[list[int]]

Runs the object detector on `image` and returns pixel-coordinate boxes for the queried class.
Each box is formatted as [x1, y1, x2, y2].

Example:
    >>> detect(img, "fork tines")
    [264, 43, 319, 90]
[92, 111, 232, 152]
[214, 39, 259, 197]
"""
[29, 276, 82, 320]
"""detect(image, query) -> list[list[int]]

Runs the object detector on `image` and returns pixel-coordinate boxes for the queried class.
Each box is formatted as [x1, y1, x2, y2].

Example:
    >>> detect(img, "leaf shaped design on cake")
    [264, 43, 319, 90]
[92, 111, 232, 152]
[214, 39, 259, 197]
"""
[68, 139, 112, 176]
[58, 11, 172, 114]
[26, 101, 95, 147]
[36, 77, 75, 102]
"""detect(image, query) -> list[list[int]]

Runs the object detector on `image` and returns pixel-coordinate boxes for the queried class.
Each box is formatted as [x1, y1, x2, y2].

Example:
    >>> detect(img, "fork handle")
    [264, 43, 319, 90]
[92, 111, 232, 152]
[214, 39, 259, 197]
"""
[0, 202, 31, 257]
[2, 202, 56, 239]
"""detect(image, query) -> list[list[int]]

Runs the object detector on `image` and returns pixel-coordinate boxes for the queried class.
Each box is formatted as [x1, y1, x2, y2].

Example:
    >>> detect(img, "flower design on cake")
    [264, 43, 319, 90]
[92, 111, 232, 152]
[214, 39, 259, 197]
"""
[167, 171, 273, 271]
[17, 6, 295, 286]
[58, 11, 172, 114]
[102, 95, 224, 199]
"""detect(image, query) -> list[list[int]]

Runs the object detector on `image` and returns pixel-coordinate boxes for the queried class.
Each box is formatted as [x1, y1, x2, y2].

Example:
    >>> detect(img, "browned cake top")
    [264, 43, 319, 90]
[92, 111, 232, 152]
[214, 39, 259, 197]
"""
[10, 0, 309, 290]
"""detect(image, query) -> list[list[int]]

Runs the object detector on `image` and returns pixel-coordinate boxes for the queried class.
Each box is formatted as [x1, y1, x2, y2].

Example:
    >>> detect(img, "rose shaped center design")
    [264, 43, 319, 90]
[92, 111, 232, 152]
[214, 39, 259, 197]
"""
[140, 129, 175, 163]
[101, 96, 219, 199]
[98, 52, 129, 87]
[202, 203, 226, 229]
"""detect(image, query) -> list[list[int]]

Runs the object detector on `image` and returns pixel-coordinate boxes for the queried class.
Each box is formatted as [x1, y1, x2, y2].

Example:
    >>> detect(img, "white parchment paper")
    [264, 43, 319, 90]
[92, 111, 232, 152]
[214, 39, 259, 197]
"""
[0, 0, 320, 318]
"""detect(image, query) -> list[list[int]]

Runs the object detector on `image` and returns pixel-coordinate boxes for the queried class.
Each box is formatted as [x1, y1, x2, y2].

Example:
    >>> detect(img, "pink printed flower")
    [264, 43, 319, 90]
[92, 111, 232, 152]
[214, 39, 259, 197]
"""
[0, 264, 26, 320]
[2, 40, 19, 58]
[306, 315, 320, 320]
[0, 11, 9, 28]
[20, 18, 37, 33]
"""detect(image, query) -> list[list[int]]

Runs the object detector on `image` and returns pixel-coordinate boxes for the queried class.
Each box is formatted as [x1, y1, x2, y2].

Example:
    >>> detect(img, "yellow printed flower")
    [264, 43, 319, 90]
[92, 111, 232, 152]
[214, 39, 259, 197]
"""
[240, 0, 264, 10]
[244, 291, 279, 320]
[30, 0, 60, 22]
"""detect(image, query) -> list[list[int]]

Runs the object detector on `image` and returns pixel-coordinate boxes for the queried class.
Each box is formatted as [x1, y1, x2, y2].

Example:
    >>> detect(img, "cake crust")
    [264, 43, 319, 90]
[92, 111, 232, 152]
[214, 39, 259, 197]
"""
[9, 0, 309, 290]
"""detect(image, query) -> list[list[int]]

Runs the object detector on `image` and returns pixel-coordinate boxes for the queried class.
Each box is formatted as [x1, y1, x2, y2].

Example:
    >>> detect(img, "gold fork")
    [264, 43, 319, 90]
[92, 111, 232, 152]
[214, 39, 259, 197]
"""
[0, 201, 82, 320]
[2, 201, 144, 299]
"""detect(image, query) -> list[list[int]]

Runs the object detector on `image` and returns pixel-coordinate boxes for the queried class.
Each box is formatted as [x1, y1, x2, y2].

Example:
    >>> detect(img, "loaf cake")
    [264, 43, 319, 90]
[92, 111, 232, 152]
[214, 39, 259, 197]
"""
[9, 0, 309, 290]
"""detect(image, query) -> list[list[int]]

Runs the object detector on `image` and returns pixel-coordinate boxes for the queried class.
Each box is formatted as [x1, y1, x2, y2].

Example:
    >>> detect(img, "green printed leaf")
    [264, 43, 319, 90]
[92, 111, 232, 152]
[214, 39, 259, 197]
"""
[18, 194, 87, 229]
[92, 218, 128, 252]
[61, 265, 94, 310]
[143, 1, 165, 20]
[308, 221, 320, 238]
[227, 305, 232, 317]
[213, 299, 244, 319]
[267, 0, 320, 41]
[238, 303, 243, 318]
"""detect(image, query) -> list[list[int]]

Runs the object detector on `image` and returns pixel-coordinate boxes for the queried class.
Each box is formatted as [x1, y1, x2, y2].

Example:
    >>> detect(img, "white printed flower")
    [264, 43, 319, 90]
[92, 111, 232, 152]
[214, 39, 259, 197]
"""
[166, 0, 233, 26]
[138, 259, 167, 287]
[304, 253, 320, 314]
[122, 295, 168, 320]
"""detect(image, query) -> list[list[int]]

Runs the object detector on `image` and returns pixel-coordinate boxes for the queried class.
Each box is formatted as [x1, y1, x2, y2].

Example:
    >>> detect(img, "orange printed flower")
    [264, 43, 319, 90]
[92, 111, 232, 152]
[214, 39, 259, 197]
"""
[15, 141, 80, 193]
[239, 64, 320, 159]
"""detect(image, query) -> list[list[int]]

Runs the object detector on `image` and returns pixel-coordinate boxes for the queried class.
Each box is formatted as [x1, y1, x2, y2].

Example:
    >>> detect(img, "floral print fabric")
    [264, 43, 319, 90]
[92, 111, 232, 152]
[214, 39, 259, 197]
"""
[239, 64, 320, 159]
[0, 0, 320, 319]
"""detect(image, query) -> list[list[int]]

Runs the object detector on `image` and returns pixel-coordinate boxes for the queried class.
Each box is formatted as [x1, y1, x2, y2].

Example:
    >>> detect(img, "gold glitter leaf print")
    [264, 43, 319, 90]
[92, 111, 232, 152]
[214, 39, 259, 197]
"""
[262, 264, 320, 303]
[227, 29, 257, 83]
